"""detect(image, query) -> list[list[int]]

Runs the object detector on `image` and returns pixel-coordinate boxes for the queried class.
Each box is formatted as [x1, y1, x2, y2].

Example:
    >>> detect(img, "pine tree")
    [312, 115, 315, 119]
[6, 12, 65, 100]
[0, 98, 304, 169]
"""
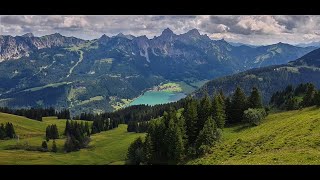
[195, 116, 217, 155]
[52, 140, 58, 153]
[184, 100, 198, 145]
[212, 93, 226, 129]
[197, 92, 212, 134]
[230, 86, 248, 123]
[248, 87, 263, 109]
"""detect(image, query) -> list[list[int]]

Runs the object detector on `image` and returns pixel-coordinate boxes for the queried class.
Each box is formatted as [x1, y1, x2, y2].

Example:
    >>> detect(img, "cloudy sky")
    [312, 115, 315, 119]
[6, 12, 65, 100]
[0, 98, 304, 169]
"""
[1, 15, 320, 45]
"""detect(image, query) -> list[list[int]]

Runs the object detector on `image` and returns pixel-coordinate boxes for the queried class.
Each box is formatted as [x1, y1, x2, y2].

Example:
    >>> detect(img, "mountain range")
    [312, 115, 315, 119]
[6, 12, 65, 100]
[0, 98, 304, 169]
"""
[193, 47, 320, 103]
[0, 28, 317, 115]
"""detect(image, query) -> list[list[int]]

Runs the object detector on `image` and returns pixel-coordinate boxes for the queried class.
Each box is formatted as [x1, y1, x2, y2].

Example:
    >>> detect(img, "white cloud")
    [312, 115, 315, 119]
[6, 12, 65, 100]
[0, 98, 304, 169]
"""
[1, 15, 320, 45]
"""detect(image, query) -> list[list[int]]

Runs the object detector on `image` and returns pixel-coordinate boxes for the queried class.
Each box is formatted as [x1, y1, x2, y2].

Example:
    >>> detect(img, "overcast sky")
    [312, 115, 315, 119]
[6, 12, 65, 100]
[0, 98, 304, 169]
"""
[1, 15, 320, 45]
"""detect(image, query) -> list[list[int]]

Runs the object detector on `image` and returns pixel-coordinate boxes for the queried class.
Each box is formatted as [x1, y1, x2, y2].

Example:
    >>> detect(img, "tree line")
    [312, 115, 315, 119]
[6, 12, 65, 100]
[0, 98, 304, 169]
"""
[0, 107, 72, 121]
[91, 118, 120, 134]
[0, 107, 56, 121]
[0, 122, 16, 140]
[270, 83, 320, 110]
[126, 86, 266, 165]
[127, 121, 149, 133]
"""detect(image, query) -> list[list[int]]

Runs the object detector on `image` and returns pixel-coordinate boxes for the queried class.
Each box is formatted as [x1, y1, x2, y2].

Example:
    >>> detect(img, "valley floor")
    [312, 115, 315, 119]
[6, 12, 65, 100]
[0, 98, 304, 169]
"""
[0, 114, 144, 165]
[188, 107, 320, 165]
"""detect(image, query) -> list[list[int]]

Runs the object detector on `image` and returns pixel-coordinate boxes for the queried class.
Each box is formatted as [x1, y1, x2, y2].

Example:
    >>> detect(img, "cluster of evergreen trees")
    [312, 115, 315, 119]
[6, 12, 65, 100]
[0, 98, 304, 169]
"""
[0, 122, 16, 139]
[64, 120, 91, 152]
[126, 86, 265, 165]
[270, 83, 320, 110]
[45, 124, 59, 140]
[40, 140, 58, 152]
[91, 118, 120, 134]
[127, 121, 149, 133]
[56, 109, 71, 119]
[0, 107, 56, 121]
[225, 87, 264, 124]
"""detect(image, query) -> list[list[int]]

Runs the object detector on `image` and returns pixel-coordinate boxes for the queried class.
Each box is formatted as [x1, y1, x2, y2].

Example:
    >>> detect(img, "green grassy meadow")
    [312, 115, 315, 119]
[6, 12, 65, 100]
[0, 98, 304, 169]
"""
[188, 106, 320, 165]
[0, 113, 144, 165]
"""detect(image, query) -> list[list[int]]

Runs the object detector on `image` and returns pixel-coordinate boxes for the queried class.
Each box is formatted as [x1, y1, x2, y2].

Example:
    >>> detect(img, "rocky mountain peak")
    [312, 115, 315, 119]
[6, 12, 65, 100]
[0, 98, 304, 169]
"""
[21, 33, 34, 38]
[185, 28, 201, 37]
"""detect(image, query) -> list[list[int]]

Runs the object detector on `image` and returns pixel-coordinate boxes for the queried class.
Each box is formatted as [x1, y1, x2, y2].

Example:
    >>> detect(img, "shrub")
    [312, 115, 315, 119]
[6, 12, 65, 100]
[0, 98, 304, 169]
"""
[243, 108, 267, 126]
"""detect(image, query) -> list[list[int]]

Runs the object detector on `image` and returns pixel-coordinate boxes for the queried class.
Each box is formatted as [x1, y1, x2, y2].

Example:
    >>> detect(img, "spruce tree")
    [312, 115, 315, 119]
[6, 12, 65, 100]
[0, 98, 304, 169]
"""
[197, 92, 212, 135]
[212, 93, 226, 129]
[52, 140, 58, 153]
[248, 87, 263, 109]
[46, 126, 51, 140]
[184, 100, 198, 146]
[195, 116, 217, 155]
[230, 86, 248, 123]
[53, 124, 59, 139]
[143, 134, 153, 164]
[165, 118, 184, 164]
[64, 120, 71, 136]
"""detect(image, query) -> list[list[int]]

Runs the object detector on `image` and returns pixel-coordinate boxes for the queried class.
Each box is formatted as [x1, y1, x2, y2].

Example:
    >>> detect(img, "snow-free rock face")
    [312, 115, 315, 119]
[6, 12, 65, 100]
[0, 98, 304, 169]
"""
[0, 33, 86, 61]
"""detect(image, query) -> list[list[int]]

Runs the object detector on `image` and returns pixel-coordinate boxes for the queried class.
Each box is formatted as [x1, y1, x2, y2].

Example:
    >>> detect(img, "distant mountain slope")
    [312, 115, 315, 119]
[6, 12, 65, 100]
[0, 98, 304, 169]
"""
[188, 106, 320, 165]
[0, 33, 86, 62]
[193, 47, 320, 102]
[0, 29, 317, 114]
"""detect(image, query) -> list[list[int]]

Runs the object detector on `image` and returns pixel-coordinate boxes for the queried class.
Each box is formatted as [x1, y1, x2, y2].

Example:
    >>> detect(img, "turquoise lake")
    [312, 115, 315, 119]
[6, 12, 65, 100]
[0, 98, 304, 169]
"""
[129, 91, 187, 106]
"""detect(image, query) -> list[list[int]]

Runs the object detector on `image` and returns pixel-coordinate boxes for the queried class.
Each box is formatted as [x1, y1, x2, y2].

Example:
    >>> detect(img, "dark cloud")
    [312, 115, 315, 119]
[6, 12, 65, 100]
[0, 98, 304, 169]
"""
[274, 15, 312, 31]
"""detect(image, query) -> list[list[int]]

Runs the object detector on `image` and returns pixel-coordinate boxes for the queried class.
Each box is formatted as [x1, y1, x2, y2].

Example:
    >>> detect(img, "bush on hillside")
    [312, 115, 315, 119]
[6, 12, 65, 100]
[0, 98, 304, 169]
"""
[243, 108, 267, 126]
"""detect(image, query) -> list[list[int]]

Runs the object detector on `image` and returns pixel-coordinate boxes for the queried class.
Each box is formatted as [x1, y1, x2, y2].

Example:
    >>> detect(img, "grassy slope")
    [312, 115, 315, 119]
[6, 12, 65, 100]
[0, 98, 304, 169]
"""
[0, 113, 144, 165]
[188, 106, 320, 165]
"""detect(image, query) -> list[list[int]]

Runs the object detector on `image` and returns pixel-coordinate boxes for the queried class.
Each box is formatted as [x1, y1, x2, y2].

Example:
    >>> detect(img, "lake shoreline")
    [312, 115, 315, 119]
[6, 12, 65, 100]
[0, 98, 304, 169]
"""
[128, 82, 186, 107]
